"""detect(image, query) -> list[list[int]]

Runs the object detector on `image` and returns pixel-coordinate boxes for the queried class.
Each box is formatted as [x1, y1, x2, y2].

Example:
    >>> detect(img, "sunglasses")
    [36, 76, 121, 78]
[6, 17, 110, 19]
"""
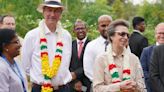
[115, 32, 130, 38]
[100, 24, 108, 27]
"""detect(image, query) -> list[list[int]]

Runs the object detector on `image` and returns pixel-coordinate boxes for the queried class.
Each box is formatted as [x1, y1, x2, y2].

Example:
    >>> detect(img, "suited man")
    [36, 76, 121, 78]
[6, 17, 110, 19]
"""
[129, 16, 148, 58]
[149, 44, 164, 92]
[69, 19, 91, 92]
[140, 22, 164, 92]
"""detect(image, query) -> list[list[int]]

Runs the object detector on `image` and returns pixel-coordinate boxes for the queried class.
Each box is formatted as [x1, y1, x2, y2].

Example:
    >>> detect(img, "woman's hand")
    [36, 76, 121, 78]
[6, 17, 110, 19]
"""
[120, 80, 137, 92]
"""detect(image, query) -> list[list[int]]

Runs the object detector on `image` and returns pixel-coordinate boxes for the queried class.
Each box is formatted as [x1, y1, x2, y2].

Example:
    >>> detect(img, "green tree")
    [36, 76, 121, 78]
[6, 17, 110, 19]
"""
[111, 0, 124, 19]
[0, 0, 163, 44]
[136, 1, 164, 44]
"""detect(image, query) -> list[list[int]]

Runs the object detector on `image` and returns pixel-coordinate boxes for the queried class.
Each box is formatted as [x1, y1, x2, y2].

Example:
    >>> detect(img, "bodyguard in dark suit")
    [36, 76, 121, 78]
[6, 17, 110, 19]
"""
[149, 44, 164, 92]
[129, 16, 148, 58]
[140, 45, 154, 92]
[69, 19, 91, 92]
[140, 22, 164, 92]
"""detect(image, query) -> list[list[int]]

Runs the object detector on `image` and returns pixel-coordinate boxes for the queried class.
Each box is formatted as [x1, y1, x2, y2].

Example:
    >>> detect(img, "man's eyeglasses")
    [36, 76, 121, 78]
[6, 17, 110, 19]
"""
[115, 32, 130, 38]
[156, 32, 164, 35]
[75, 27, 86, 31]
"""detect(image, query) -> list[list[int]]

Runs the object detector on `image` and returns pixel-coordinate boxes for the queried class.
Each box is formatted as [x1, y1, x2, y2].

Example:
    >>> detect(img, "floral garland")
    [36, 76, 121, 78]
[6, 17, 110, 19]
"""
[107, 44, 131, 83]
[40, 24, 63, 92]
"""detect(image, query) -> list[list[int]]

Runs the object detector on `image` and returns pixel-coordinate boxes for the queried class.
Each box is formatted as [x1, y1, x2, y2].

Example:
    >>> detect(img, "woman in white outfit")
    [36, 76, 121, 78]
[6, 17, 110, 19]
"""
[0, 29, 27, 92]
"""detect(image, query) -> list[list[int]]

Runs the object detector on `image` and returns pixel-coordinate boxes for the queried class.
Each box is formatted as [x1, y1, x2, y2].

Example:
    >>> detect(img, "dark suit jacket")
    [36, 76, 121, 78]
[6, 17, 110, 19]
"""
[149, 44, 164, 92]
[69, 38, 91, 91]
[140, 45, 155, 92]
[129, 32, 148, 58]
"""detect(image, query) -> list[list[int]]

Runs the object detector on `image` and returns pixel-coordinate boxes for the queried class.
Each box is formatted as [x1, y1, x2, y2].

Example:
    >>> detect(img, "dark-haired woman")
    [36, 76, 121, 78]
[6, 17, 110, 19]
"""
[0, 29, 27, 92]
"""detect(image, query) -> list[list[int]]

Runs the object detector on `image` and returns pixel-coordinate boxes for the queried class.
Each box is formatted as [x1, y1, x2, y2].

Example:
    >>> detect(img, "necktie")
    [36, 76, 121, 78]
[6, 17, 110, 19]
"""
[104, 40, 109, 51]
[78, 41, 83, 58]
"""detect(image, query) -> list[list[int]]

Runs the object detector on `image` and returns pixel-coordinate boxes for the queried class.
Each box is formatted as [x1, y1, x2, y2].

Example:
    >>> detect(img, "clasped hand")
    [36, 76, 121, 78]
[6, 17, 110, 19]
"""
[120, 80, 137, 92]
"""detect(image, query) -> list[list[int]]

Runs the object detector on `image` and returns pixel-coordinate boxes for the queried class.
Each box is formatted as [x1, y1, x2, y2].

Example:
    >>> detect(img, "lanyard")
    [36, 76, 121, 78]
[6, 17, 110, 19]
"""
[1, 55, 27, 92]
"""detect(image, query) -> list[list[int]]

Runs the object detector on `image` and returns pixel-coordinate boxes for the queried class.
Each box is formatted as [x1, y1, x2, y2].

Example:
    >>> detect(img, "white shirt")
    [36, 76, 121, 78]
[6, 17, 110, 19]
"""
[134, 29, 143, 35]
[83, 36, 107, 81]
[22, 20, 72, 86]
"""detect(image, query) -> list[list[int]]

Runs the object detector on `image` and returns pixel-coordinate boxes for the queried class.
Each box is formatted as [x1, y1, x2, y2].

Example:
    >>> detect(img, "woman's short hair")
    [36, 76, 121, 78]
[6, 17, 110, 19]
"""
[0, 29, 16, 55]
[108, 19, 129, 42]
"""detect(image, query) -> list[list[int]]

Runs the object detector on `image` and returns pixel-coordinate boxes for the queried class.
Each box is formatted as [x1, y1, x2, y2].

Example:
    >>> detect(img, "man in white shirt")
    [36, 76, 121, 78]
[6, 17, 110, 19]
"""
[22, 0, 72, 92]
[83, 15, 112, 82]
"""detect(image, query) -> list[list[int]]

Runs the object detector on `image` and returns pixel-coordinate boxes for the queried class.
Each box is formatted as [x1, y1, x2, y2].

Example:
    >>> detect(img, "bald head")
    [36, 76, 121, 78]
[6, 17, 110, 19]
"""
[155, 22, 164, 44]
[155, 23, 164, 32]
[98, 15, 112, 24]
[98, 15, 112, 39]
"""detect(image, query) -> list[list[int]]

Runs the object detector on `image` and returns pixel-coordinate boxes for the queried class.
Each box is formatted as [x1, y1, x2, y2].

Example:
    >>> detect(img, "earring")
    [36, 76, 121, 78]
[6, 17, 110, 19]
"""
[6, 49, 9, 52]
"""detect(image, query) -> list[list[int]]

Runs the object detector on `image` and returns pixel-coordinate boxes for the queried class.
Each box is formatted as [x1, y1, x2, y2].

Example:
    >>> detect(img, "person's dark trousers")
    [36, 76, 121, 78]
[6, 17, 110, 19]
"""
[31, 83, 71, 92]
[82, 78, 92, 92]
[31, 83, 41, 92]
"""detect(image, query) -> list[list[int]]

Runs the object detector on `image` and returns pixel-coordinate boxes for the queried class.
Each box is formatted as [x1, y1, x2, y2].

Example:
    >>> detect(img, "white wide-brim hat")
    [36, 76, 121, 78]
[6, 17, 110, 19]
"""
[37, 0, 64, 13]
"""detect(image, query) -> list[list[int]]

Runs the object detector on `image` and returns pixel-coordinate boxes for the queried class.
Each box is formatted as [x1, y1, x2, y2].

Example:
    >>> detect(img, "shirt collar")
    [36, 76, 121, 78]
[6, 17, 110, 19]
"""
[156, 42, 160, 46]
[112, 48, 126, 57]
[44, 22, 60, 35]
[76, 37, 87, 44]
[99, 35, 107, 44]
[134, 30, 143, 35]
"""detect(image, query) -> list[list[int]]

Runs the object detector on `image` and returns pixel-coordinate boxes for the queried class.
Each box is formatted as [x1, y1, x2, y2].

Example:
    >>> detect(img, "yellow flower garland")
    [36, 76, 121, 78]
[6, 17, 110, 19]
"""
[40, 29, 63, 92]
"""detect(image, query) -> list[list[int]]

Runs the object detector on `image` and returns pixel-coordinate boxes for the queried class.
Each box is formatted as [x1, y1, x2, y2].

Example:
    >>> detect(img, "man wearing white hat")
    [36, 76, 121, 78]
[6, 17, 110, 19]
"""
[22, 0, 72, 92]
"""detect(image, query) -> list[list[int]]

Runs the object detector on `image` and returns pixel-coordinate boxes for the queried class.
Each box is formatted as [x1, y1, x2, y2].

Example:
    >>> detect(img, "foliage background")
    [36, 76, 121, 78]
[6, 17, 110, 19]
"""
[0, 0, 163, 45]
